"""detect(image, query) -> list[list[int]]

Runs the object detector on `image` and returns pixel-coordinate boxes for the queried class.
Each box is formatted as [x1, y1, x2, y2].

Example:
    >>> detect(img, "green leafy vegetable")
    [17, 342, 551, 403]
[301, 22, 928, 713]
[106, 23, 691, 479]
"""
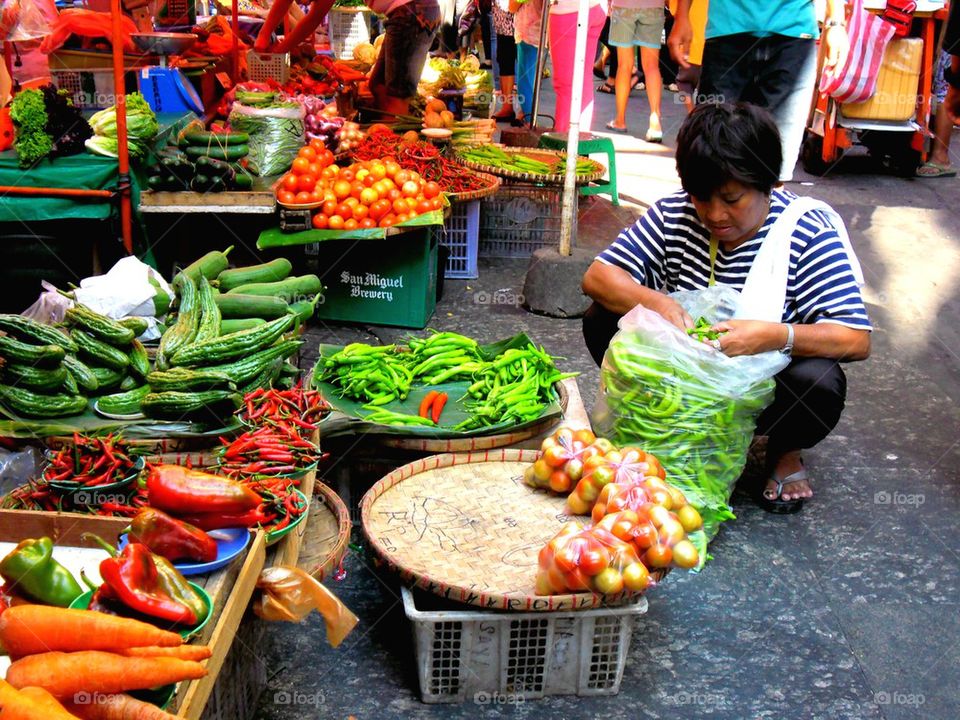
[10, 89, 52, 168]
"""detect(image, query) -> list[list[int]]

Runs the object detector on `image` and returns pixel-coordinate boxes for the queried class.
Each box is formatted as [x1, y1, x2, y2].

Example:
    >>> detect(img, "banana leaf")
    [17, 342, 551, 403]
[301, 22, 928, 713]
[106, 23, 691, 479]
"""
[313, 332, 565, 439]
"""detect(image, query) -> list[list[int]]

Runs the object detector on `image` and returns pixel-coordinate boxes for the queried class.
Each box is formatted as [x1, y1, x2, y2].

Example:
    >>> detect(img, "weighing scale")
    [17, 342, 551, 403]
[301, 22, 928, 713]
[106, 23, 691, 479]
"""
[132, 33, 204, 116]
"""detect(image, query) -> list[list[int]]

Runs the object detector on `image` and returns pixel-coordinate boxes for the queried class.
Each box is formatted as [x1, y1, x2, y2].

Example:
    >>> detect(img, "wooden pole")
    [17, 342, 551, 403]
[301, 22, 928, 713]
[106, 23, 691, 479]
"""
[111, 0, 133, 254]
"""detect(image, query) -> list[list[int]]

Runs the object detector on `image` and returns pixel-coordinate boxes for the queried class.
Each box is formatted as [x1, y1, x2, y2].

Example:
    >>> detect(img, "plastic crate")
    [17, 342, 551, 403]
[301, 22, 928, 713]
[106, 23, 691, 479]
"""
[403, 586, 647, 704]
[50, 69, 137, 110]
[479, 183, 563, 258]
[433, 200, 480, 279]
[327, 7, 371, 60]
[246, 51, 291, 84]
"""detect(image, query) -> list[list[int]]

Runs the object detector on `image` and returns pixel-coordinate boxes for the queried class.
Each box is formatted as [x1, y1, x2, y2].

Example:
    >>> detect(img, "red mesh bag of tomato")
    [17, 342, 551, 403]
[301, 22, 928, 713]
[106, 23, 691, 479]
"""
[523, 426, 617, 495]
[594, 505, 701, 570]
[535, 521, 652, 596]
[565, 446, 666, 516]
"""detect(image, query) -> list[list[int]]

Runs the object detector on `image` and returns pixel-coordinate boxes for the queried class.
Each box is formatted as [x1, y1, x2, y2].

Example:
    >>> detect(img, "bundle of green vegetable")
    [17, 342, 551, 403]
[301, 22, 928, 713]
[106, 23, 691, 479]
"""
[9, 85, 92, 168]
[458, 145, 597, 177]
[85, 93, 159, 159]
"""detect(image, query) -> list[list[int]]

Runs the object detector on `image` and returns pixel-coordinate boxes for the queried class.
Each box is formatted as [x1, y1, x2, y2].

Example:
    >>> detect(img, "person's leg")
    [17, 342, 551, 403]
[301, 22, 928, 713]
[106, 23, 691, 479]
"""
[378, 0, 442, 117]
[577, 3, 607, 131]
[697, 33, 755, 104]
[752, 36, 817, 181]
[582, 302, 623, 366]
[480, 9, 492, 64]
[611, 45, 635, 129]
[639, 46, 662, 139]
[516, 40, 538, 121]
[659, 8, 678, 88]
[549, 12, 578, 132]
[494, 33, 518, 119]
[755, 357, 847, 501]
[676, 63, 701, 113]
[919, 102, 955, 172]
[595, 16, 612, 77]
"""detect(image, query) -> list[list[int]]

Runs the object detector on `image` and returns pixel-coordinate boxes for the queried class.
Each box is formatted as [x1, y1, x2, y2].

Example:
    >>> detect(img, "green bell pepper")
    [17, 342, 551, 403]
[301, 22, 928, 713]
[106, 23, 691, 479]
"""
[0, 536, 84, 607]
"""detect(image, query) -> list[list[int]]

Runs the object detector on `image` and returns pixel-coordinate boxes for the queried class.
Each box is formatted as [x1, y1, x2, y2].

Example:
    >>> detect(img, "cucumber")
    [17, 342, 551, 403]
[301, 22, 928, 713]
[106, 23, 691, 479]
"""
[97, 385, 151, 416]
[183, 130, 249, 146]
[180, 246, 234, 284]
[184, 144, 249, 162]
[232, 173, 253, 190]
[89, 366, 126, 392]
[217, 258, 293, 292]
[219, 318, 266, 334]
[63, 355, 99, 392]
[71, 329, 130, 370]
[194, 277, 221, 344]
[156, 273, 200, 370]
[147, 367, 236, 393]
[2, 363, 68, 392]
[0, 314, 77, 352]
[287, 292, 322, 324]
[149, 276, 173, 317]
[171, 315, 294, 367]
[141, 390, 243, 420]
[213, 293, 290, 319]
[0, 335, 65, 368]
[227, 275, 323, 303]
[66, 305, 135, 346]
[0, 385, 87, 418]
[128, 339, 151, 380]
[119, 317, 150, 337]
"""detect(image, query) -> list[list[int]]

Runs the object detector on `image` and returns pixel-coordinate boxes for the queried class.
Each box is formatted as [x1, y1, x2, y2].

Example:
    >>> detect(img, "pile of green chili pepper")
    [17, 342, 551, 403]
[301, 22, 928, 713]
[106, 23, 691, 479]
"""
[407, 332, 483, 383]
[598, 331, 775, 544]
[317, 343, 414, 405]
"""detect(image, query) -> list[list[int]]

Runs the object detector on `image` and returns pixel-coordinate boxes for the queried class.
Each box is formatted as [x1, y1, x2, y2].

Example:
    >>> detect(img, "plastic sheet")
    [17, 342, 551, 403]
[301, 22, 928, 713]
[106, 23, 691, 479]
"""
[593, 286, 788, 552]
[228, 102, 305, 177]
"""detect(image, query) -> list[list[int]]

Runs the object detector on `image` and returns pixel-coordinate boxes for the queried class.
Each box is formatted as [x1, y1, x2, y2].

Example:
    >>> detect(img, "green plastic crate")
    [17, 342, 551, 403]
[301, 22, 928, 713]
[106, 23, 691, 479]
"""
[312, 228, 438, 329]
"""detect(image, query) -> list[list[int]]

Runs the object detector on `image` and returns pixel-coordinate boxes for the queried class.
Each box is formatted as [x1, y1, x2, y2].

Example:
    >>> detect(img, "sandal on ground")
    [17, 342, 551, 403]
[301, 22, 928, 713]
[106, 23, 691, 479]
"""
[758, 468, 809, 514]
[605, 120, 628, 133]
[644, 128, 663, 143]
[916, 161, 956, 178]
[597, 82, 615, 94]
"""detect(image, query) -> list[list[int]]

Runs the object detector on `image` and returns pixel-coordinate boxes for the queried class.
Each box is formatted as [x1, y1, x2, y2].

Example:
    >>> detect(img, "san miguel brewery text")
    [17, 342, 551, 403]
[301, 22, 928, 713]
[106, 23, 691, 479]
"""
[341, 271, 404, 302]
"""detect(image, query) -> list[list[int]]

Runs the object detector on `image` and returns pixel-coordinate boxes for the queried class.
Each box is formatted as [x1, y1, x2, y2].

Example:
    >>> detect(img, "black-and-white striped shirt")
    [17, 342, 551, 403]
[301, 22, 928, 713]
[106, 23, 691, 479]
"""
[596, 189, 872, 330]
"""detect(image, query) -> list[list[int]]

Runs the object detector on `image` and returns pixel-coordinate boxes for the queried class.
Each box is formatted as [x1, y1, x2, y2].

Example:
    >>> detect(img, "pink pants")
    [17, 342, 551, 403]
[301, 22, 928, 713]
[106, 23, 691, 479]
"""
[549, 3, 607, 133]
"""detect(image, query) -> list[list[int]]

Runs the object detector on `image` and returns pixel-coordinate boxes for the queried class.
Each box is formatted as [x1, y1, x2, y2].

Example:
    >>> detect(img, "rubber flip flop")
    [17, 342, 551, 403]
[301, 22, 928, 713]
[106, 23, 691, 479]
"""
[916, 161, 957, 178]
[757, 468, 809, 514]
[597, 83, 615, 94]
[606, 121, 628, 133]
[644, 128, 663, 143]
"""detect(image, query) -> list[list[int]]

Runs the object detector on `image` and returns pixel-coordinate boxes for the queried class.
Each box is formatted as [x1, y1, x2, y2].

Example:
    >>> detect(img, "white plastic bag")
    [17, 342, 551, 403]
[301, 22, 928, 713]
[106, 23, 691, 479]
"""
[228, 101, 305, 177]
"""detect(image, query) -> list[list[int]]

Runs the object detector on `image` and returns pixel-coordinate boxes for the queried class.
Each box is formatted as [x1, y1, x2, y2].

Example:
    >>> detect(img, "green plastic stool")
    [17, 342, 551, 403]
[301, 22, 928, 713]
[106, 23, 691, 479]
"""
[538, 132, 619, 206]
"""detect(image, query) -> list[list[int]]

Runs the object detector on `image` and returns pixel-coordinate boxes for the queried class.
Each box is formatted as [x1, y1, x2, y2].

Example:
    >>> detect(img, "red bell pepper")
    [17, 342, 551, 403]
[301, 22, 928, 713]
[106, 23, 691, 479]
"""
[146, 464, 262, 514]
[129, 507, 218, 564]
[98, 543, 197, 625]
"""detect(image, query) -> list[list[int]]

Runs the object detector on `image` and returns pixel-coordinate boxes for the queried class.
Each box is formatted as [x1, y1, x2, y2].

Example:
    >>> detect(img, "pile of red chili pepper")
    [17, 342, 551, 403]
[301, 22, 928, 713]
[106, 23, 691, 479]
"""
[239, 384, 330, 433]
[351, 131, 493, 194]
[42, 433, 139, 489]
[217, 426, 323, 479]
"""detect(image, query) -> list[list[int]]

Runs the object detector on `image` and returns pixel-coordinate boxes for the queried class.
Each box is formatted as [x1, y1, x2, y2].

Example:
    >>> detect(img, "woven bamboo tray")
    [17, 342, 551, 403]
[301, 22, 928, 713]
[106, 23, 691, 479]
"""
[297, 481, 351, 581]
[455, 147, 605, 186]
[362, 449, 665, 612]
[378, 379, 567, 452]
[445, 170, 501, 203]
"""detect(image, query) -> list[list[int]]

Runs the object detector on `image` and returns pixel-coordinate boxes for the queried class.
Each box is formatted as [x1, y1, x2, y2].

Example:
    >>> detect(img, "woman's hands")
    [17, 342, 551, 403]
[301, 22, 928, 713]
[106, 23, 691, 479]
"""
[648, 294, 695, 332]
[708, 320, 785, 356]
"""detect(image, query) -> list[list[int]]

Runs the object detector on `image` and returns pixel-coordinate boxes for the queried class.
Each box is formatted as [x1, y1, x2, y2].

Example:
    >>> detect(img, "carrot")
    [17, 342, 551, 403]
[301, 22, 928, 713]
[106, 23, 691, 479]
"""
[119, 645, 212, 661]
[65, 693, 179, 720]
[0, 606, 182, 657]
[6, 651, 206, 698]
[0, 680, 80, 719]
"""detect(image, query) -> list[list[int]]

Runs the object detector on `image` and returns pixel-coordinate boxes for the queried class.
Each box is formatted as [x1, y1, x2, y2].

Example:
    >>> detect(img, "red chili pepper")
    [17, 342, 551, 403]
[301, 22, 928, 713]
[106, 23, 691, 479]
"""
[431, 392, 449, 423]
[419, 390, 440, 419]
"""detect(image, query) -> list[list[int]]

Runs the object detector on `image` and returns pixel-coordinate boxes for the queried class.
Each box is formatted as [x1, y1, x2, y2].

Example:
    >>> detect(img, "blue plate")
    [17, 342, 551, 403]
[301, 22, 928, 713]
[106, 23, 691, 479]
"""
[119, 527, 252, 576]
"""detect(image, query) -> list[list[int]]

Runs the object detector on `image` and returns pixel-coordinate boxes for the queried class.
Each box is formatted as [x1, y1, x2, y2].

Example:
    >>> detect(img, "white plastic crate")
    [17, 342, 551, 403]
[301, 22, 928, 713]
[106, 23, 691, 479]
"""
[403, 586, 647, 704]
[246, 51, 290, 84]
[433, 199, 480, 279]
[327, 8, 371, 60]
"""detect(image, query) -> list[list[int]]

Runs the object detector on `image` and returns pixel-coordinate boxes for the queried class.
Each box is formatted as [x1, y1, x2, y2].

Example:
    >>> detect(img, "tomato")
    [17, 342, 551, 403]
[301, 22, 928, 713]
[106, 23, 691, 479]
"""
[360, 187, 379, 206]
[631, 522, 658, 550]
[310, 189, 324, 204]
[577, 545, 610, 576]
[321, 165, 339, 179]
[369, 162, 386, 180]
[676, 504, 703, 533]
[566, 492, 592, 516]
[407, 209, 419, 219]
[309, 138, 326, 152]
[650, 489, 673, 510]
[392, 198, 409, 215]
[543, 445, 569, 468]
[423, 180, 441, 199]
[589, 465, 614, 488]
[401, 180, 420, 198]
[605, 451, 623, 465]
[554, 542, 581, 572]
[668, 487, 688, 509]
[312, 213, 329, 229]
[592, 438, 616, 454]
[369, 199, 391, 221]
[321, 199, 337, 216]
[554, 427, 575, 448]
[379, 214, 397, 228]
[416, 199, 434, 215]
[540, 437, 558, 452]
[671, 539, 699, 569]
[335, 202, 353, 219]
[360, 217, 377, 229]
[355, 168, 370, 183]
[281, 173, 299, 191]
[578, 480, 600, 504]
[344, 197, 359, 208]
[644, 544, 673, 568]
[384, 159, 400, 177]
[350, 181, 365, 200]
[381, 178, 397, 191]
[395, 213, 409, 224]
[296, 174, 316, 193]
[291, 157, 310, 175]
[362, 173, 376, 187]
[333, 180, 352, 200]
[563, 567, 593, 592]
[340, 168, 355, 182]
[647, 504, 672, 528]
[343, 218, 359, 230]
[387, 188, 401, 202]
[291, 191, 310, 204]
[573, 429, 596, 445]
[430, 196, 443, 211]
[308, 162, 321, 177]
[564, 458, 584, 482]
[549, 471, 572, 494]
[546, 563, 569, 594]
[277, 190, 296, 204]
[298, 145, 317, 161]
[328, 214, 345, 230]
[394, 169, 410, 185]
[352, 204, 369, 221]
[659, 518, 686, 546]
[535, 572, 555, 596]
[592, 567, 624, 594]
[621, 562, 649, 591]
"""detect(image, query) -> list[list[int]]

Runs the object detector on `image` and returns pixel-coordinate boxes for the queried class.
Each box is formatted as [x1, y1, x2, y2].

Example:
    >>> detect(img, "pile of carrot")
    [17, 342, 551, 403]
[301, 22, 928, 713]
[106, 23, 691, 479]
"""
[0, 605, 211, 719]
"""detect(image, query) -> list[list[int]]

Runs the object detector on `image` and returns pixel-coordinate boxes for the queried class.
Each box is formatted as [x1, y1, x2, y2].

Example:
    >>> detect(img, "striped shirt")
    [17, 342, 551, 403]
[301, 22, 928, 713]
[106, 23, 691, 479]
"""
[596, 189, 872, 331]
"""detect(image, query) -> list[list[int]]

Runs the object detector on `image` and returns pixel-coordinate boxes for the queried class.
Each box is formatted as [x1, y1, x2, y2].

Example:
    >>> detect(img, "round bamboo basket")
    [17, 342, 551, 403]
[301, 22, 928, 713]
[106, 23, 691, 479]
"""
[361, 449, 665, 612]
[445, 171, 501, 203]
[378, 380, 567, 452]
[298, 481, 352, 582]
[455, 147, 605, 186]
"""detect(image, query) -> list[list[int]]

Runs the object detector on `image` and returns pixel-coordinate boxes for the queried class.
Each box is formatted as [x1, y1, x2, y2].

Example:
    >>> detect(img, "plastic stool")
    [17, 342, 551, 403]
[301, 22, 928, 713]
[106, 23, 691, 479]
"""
[538, 132, 619, 206]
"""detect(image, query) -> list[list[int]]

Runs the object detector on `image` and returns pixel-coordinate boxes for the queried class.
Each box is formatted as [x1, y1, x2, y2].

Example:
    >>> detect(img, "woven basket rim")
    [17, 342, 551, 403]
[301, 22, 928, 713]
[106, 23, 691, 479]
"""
[298, 480, 351, 582]
[455, 147, 606, 186]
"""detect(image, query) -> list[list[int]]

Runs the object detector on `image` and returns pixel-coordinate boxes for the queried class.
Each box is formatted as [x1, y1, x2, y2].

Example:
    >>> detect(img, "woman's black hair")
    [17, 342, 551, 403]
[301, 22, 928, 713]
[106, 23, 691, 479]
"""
[675, 102, 782, 200]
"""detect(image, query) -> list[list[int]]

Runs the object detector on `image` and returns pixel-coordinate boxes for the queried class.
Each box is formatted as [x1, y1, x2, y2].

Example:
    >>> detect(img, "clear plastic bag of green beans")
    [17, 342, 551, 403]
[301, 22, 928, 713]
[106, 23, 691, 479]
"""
[592, 286, 789, 564]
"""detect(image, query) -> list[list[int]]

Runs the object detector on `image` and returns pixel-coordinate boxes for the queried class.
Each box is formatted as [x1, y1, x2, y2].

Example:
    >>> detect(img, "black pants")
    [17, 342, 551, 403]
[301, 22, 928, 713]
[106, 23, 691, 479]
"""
[697, 32, 814, 107]
[582, 302, 847, 457]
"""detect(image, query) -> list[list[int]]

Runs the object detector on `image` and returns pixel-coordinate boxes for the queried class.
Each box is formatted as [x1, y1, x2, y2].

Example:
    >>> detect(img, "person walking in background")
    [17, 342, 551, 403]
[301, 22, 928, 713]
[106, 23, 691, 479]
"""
[492, 0, 520, 121]
[605, 0, 665, 141]
[945, 0, 959, 122]
[917, 50, 957, 177]
[550, 0, 608, 132]
[669, 0, 706, 113]
[669, 0, 849, 181]
[511, 0, 543, 127]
